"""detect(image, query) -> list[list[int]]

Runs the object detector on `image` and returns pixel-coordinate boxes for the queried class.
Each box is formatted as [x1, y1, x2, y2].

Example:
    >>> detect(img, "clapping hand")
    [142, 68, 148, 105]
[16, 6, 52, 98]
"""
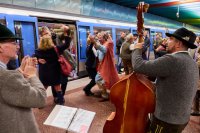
[19, 56, 29, 72]
[18, 56, 38, 78]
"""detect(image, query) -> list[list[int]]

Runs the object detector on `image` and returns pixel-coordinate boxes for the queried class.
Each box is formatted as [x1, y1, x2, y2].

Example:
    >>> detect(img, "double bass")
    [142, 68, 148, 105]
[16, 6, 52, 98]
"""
[103, 2, 155, 133]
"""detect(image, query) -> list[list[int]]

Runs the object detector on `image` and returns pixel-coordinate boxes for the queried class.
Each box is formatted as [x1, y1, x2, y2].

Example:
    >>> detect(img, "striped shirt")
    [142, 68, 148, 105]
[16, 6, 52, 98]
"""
[0, 61, 7, 69]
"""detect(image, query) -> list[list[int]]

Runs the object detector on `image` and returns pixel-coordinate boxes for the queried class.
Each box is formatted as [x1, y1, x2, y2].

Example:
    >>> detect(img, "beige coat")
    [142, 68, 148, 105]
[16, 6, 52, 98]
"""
[0, 69, 46, 133]
[196, 56, 200, 90]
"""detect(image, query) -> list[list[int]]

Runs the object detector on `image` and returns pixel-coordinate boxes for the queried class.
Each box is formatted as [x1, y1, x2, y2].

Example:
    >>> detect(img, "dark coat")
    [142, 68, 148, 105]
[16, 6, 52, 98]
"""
[116, 37, 125, 55]
[34, 36, 71, 86]
[142, 36, 150, 60]
[85, 43, 96, 69]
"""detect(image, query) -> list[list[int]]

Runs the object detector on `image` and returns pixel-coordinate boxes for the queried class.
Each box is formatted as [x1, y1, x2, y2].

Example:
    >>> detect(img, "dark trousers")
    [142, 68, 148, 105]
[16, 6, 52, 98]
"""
[194, 90, 200, 111]
[84, 67, 97, 92]
[52, 74, 68, 97]
[147, 116, 187, 133]
[122, 59, 133, 75]
[154, 50, 159, 59]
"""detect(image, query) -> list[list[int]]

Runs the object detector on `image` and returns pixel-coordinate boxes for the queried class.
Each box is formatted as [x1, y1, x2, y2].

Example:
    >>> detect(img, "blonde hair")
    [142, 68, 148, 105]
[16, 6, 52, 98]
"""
[38, 35, 54, 50]
[40, 26, 51, 37]
[87, 37, 91, 45]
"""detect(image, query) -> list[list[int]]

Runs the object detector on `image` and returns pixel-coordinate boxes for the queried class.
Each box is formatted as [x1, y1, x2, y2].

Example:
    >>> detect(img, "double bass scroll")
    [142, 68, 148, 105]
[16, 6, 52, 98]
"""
[137, 2, 149, 43]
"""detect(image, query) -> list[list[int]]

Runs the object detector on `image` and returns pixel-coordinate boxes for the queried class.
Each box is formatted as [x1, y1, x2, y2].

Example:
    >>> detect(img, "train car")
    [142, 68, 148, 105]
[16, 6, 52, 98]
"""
[0, 11, 185, 78]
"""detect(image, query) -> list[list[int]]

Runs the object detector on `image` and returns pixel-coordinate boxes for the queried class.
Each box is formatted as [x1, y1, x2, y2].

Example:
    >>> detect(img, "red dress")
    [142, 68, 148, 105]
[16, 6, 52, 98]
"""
[98, 41, 120, 89]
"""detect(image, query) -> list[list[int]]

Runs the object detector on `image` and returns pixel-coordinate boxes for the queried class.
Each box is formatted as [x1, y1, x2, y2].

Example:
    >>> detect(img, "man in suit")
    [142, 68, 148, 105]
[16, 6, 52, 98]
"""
[131, 27, 199, 133]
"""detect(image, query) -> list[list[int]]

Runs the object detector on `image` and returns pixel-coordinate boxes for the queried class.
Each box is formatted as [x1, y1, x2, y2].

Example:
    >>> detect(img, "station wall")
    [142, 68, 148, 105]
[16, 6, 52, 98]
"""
[0, 0, 199, 32]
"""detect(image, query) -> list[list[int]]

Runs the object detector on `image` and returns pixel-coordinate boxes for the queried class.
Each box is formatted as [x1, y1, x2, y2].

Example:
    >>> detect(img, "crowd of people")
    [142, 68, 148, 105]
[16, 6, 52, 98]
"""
[0, 22, 200, 133]
[80, 28, 200, 133]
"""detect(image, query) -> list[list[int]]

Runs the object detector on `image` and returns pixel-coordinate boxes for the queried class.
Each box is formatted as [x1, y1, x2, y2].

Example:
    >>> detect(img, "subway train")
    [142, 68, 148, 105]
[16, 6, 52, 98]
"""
[0, 9, 197, 78]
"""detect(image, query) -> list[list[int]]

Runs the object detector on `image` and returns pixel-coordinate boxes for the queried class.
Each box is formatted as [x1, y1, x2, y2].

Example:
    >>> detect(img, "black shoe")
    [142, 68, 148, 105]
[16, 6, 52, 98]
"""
[87, 91, 94, 96]
[84, 91, 94, 96]
[57, 92, 65, 105]
[98, 98, 109, 102]
[54, 97, 58, 104]
[190, 112, 200, 116]
[83, 89, 94, 96]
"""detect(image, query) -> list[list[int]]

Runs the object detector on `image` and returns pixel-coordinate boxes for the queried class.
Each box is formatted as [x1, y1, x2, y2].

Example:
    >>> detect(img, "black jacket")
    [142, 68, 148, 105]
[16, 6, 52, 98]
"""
[34, 36, 71, 86]
[85, 43, 96, 68]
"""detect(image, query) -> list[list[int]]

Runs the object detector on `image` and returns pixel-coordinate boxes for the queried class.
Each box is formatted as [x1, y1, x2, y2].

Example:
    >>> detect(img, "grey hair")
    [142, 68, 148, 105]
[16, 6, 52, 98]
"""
[125, 33, 133, 42]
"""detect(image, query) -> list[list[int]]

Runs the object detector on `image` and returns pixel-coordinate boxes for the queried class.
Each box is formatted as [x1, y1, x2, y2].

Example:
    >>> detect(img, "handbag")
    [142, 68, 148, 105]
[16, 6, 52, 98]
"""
[63, 49, 77, 70]
[54, 47, 72, 76]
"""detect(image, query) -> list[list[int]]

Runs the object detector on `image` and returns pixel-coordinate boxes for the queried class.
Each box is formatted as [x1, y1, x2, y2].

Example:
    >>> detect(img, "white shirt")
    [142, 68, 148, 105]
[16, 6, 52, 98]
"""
[0, 60, 7, 69]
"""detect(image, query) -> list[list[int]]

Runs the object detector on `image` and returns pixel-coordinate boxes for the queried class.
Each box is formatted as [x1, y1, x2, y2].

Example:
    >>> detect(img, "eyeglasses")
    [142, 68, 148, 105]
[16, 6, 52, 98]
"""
[0, 41, 19, 46]
[9, 41, 19, 45]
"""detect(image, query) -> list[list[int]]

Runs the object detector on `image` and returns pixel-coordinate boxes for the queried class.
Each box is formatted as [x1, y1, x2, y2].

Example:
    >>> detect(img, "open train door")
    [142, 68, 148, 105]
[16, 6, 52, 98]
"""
[76, 22, 92, 77]
[6, 14, 39, 65]
[1, 14, 39, 67]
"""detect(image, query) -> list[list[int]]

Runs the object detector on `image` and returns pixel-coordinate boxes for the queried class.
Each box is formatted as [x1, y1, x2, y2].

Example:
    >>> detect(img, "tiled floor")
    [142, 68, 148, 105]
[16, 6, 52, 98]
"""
[34, 77, 200, 133]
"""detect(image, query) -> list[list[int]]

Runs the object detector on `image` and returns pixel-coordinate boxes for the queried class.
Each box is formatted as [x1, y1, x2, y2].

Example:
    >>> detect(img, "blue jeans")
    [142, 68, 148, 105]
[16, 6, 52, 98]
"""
[116, 54, 122, 72]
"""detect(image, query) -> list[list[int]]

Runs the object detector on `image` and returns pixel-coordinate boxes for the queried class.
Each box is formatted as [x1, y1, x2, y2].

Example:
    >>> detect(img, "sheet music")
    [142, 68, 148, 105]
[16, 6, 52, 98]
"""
[44, 105, 77, 130]
[43, 105, 95, 132]
[68, 108, 96, 133]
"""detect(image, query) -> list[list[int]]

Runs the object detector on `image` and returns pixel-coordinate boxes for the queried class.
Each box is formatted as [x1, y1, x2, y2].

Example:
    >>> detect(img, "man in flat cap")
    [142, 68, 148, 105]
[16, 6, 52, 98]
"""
[131, 27, 199, 133]
[0, 24, 46, 133]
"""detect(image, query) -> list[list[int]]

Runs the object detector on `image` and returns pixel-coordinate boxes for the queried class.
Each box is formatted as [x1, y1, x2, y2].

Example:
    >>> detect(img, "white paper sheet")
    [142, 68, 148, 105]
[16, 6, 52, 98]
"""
[43, 105, 95, 132]
[44, 105, 77, 130]
[68, 109, 96, 133]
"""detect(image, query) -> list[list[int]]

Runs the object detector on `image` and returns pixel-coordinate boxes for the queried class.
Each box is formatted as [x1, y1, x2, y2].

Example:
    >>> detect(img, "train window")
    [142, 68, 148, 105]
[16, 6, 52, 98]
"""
[93, 27, 112, 36]
[14, 21, 37, 64]
[78, 26, 90, 77]
[151, 31, 164, 46]
[14, 22, 23, 64]
[78, 26, 90, 60]
[116, 29, 130, 41]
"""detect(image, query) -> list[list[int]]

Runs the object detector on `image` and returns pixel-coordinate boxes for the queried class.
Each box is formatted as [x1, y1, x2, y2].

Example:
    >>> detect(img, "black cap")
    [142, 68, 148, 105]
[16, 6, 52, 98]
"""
[0, 24, 23, 41]
[166, 27, 197, 49]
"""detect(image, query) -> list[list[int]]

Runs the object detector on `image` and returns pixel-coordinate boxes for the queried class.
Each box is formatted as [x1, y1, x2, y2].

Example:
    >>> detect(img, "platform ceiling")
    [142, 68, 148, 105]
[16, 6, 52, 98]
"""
[103, 0, 200, 28]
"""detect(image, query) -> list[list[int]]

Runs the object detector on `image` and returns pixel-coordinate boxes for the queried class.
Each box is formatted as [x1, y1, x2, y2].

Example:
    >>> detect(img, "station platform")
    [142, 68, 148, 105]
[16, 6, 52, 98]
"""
[33, 76, 200, 133]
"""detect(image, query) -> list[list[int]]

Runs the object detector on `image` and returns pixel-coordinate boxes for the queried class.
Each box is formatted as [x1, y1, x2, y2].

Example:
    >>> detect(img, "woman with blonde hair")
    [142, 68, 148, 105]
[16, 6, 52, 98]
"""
[34, 26, 71, 105]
